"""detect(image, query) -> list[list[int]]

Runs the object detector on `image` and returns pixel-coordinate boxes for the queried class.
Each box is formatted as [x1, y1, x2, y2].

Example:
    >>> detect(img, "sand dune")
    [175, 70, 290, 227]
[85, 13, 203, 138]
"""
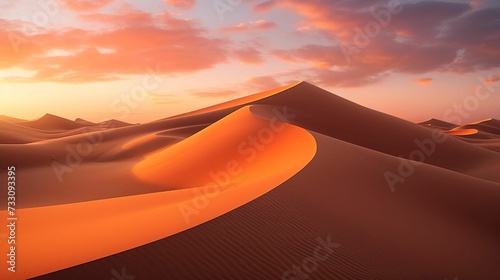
[444, 119, 500, 152]
[0, 120, 45, 144]
[442, 119, 500, 153]
[446, 127, 480, 136]
[470, 118, 500, 127]
[74, 118, 96, 126]
[0, 106, 316, 279]
[0, 115, 27, 123]
[417, 118, 458, 130]
[31, 122, 500, 280]
[459, 118, 500, 136]
[1, 82, 499, 279]
[17, 113, 85, 131]
[100, 119, 133, 128]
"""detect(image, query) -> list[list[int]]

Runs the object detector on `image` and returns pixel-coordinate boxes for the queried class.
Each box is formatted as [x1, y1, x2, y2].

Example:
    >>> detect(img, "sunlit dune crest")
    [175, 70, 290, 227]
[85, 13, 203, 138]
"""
[445, 128, 479, 136]
[469, 118, 494, 125]
[133, 105, 315, 188]
[453, 118, 500, 137]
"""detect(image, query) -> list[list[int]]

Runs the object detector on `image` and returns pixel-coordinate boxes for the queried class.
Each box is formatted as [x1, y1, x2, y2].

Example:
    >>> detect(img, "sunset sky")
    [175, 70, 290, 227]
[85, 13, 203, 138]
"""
[0, 0, 499, 124]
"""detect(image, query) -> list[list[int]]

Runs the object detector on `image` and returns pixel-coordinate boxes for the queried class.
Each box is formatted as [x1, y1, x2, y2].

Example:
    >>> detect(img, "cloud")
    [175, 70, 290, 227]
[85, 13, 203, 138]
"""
[220, 20, 277, 33]
[163, 0, 196, 10]
[59, 0, 115, 11]
[0, 10, 229, 83]
[441, 7, 500, 73]
[252, 0, 277, 13]
[268, 0, 500, 87]
[484, 75, 500, 84]
[413, 77, 433, 86]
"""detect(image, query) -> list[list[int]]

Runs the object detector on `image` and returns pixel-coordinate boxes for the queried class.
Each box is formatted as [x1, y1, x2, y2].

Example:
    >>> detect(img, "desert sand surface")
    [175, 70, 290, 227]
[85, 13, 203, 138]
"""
[0, 82, 499, 279]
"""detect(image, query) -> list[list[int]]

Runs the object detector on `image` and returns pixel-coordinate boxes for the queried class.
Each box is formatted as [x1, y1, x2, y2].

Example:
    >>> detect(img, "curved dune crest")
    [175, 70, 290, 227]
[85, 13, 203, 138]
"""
[0, 106, 316, 280]
[133, 105, 316, 189]
[445, 128, 479, 136]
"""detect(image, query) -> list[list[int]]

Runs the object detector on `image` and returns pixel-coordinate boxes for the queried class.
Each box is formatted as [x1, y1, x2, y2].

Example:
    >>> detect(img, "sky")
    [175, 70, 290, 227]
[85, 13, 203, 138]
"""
[0, 0, 498, 124]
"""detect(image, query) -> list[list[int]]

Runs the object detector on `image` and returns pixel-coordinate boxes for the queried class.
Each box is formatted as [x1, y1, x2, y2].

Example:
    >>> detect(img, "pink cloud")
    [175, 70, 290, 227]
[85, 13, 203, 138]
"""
[220, 20, 277, 33]
[268, 1, 499, 87]
[59, 0, 115, 11]
[163, 0, 195, 10]
[413, 78, 434, 86]
[484, 75, 500, 84]
[0, 10, 229, 83]
[252, 0, 277, 13]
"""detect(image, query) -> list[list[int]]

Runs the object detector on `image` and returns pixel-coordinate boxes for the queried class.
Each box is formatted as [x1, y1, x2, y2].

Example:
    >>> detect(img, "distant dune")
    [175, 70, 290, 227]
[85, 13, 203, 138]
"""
[0, 115, 27, 123]
[1, 82, 499, 280]
[460, 118, 500, 136]
[99, 119, 133, 128]
[437, 118, 500, 153]
[417, 118, 458, 130]
[74, 118, 96, 126]
[17, 113, 85, 130]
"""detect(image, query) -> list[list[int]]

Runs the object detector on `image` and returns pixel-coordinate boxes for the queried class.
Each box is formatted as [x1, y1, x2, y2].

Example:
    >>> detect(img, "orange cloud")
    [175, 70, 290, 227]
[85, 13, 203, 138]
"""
[269, 1, 499, 87]
[59, 0, 115, 11]
[163, 0, 195, 10]
[0, 10, 229, 83]
[252, 0, 277, 13]
[484, 75, 500, 84]
[413, 78, 434, 86]
[220, 20, 277, 33]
